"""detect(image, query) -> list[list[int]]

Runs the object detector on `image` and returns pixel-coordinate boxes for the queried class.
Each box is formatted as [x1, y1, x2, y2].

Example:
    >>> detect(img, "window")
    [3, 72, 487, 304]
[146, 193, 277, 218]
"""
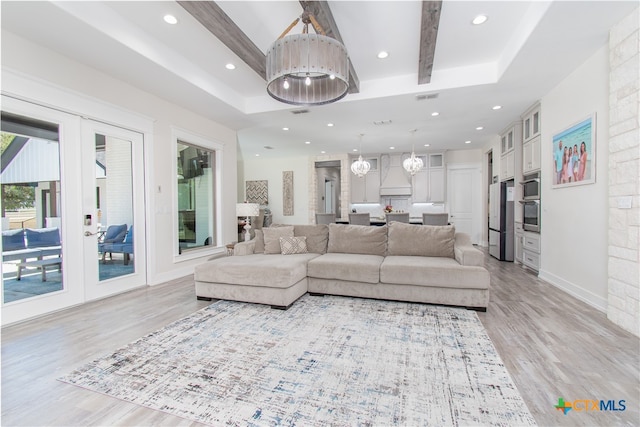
[176, 138, 217, 254]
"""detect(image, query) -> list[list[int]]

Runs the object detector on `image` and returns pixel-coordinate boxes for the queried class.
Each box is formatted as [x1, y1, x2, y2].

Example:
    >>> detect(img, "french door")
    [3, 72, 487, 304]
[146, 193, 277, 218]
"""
[81, 120, 146, 301]
[1, 96, 147, 325]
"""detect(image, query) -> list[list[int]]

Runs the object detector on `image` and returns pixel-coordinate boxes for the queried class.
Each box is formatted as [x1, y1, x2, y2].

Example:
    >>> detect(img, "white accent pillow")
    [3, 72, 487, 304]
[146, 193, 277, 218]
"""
[279, 236, 308, 255]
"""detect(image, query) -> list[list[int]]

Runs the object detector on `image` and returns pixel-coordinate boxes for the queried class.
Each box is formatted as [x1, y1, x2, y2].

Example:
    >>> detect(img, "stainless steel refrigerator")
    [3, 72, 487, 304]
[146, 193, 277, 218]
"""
[489, 181, 514, 261]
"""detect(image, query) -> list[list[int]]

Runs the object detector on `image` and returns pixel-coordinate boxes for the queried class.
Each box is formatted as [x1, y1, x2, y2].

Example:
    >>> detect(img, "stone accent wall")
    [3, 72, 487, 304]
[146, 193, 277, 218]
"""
[608, 7, 640, 337]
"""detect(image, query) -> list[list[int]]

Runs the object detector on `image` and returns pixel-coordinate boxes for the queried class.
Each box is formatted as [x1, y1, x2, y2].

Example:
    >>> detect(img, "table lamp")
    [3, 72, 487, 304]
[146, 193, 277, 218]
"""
[236, 203, 260, 241]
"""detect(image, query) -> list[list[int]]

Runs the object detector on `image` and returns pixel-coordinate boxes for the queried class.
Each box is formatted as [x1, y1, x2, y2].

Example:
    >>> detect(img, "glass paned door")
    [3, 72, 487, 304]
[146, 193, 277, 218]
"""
[83, 121, 146, 300]
[1, 119, 63, 303]
[1, 96, 84, 326]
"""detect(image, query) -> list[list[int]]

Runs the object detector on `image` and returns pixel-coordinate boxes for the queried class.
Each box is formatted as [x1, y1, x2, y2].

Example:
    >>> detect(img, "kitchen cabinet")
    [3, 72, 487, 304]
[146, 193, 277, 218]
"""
[522, 231, 540, 271]
[350, 156, 379, 203]
[500, 127, 515, 155]
[523, 135, 541, 174]
[412, 154, 445, 203]
[428, 168, 445, 202]
[514, 223, 524, 264]
[500, 150, 515, 181]
[522, 103, 541, 142]
[499, 123, 521, 182]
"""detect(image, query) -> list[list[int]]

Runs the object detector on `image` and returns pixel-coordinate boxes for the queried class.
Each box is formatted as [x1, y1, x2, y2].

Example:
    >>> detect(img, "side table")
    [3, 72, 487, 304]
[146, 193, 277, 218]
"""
[225, 242, 237, 256]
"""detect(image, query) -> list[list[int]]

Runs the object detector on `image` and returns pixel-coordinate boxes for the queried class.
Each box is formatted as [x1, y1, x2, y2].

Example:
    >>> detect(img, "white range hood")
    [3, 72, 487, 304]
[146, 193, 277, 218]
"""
[379, 153, 412, 196]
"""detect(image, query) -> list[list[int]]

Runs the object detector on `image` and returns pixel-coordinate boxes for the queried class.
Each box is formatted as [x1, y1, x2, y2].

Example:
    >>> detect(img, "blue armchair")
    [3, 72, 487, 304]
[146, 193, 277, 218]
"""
[98, 224, 127, 263]
[109, 225, 134, 265]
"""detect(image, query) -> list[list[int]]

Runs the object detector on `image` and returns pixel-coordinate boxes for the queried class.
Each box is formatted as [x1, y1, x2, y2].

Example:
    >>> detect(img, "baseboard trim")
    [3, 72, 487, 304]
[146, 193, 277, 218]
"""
[538, 269, 607, 313]
[149, 267, 195, 286]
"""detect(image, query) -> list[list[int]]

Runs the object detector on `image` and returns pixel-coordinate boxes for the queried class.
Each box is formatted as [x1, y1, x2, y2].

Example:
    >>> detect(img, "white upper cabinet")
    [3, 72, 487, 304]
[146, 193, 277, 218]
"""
[499, 122, 522, 182]
[350, 156, 380, 203]
[522, 103, 541, 143]
[523, 135, 541, 173]
[521, 103, 541, 173]
[412, 153, 445, 203]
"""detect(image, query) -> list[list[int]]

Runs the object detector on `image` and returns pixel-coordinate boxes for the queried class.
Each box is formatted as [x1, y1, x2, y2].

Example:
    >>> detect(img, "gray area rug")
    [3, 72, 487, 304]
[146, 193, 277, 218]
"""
[59, 295, 536, 426]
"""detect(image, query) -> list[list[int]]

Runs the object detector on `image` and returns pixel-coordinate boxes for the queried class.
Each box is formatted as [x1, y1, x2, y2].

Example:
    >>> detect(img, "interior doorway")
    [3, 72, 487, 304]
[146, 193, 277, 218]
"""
[315, 161, 341, 219]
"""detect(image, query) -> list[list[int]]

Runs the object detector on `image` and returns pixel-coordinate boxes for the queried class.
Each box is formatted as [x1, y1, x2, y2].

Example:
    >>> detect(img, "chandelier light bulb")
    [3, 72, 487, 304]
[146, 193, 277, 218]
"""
[305, 75, 311, 86]
[283, 78, 290, 90]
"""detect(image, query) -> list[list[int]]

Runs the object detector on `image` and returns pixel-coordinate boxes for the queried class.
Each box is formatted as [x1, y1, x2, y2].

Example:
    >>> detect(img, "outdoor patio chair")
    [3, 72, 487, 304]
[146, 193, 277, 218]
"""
[98, 224, 128, 263]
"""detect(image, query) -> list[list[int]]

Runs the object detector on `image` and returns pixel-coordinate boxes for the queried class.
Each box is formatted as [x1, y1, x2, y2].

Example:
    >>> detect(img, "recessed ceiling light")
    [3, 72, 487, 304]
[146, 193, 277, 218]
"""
[377, 51, 389, 59]
[492, 105, 502, 110]
[163, 14, 178, 25]
[431, 112, 440, 117]
[327, 123, 334, 127]
[225, 63, 236, 70]
[321, 151, 326, 154]
[255, 154, 260, 157]
[353, 148, 358, 152]
[389, 147, 395, 150]
[305, 141, 311, 145]
[424, 144, 430, 147]
[472, 15, 488, 25]
[282, 127, 289, 131]
[476, 126, 484, 130]
[465, 140, 472, 144]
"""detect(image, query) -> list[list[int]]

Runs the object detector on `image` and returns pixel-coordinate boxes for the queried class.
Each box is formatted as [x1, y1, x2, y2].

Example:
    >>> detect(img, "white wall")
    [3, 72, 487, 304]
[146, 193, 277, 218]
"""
[2, 32, 238, 284]
[538, 45, 610, 310]
[241, 156, 310, 225]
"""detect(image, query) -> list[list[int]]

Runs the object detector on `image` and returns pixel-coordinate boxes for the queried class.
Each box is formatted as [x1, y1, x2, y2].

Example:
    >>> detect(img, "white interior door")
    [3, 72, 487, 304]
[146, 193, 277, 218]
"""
[82, 120, 146, 300]
[447, 164, 482, 244]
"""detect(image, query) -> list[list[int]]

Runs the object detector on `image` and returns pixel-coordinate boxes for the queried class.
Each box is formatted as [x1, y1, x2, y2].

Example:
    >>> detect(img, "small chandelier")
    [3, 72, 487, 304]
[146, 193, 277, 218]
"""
[351, 134, 370, 177]
[266, 11, 349, 106]
[403, 129, 424, 175]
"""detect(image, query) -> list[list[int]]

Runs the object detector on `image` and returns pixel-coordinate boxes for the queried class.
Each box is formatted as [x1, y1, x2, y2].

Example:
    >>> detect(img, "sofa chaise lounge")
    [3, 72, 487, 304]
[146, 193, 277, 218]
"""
[194, 222, 490, 311]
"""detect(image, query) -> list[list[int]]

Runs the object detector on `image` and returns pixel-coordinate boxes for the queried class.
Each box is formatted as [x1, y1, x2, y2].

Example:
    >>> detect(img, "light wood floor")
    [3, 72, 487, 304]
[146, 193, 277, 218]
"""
[2, 255, 639, 426]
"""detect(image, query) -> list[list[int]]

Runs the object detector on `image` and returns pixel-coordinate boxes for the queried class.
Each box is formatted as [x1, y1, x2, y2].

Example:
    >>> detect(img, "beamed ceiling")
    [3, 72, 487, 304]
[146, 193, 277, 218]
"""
[1, 1, 637, 158]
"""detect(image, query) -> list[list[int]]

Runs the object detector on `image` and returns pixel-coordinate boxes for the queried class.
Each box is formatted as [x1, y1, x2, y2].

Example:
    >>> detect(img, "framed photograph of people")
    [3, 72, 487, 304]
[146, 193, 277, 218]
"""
[552, 113, 596, 188]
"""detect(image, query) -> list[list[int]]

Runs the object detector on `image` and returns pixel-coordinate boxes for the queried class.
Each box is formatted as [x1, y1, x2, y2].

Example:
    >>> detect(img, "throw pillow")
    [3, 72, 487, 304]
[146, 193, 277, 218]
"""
[293, 224, 329, 254]
[387, 222, 455, 258]
[263, 226, 294, 254]
[279, 236, 308, 255]
[327, 223, 387, 256]
[2, 229, 26, 251]
[25, 227, 61, 248]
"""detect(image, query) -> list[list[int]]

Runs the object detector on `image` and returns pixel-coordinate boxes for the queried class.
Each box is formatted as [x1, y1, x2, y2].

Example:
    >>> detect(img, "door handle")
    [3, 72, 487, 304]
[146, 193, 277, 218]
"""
[84, 231, 97, 236]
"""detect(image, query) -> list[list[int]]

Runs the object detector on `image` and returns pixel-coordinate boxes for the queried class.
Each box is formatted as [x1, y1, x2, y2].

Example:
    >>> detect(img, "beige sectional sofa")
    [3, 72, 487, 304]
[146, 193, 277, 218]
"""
[194, 222, 490, 311]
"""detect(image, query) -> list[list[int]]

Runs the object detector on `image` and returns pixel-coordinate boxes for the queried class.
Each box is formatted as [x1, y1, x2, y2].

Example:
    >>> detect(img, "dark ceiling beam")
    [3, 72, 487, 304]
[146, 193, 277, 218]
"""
[177, 1, 267, 80]
[299, 0, 360, 94]
[418, 0, 442, 85]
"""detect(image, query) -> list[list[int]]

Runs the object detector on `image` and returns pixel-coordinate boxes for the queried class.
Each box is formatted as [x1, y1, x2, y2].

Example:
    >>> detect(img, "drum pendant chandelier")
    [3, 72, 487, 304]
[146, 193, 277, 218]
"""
[266, 11, 349, 106]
